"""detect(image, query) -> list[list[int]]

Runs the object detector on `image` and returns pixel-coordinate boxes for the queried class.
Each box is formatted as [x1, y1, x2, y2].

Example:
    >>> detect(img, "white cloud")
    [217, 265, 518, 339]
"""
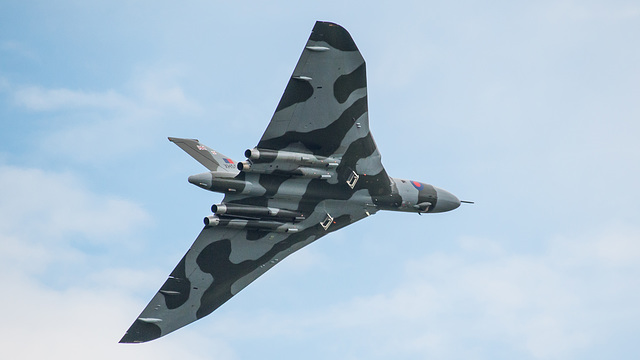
[13, 86, 133, 112]
[0, 164, 153, 287]
[5, 68, 203, 164]
[0, 271, 238, 360]
[11, 67, 200, 114]
[0, 164, 238, 359]
[0, 40, 37, 60]
[550, 224, 640, 267]
[331, 228, 640, 359]
[128, 66, 200, 112]
[0, 76, 9, 92]
[0, 165, 150, 244]
[192, 225, 640, 359]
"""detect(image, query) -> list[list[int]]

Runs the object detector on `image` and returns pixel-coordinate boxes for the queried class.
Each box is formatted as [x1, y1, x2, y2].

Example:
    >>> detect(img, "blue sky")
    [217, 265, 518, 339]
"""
[1, 1, 639, 359]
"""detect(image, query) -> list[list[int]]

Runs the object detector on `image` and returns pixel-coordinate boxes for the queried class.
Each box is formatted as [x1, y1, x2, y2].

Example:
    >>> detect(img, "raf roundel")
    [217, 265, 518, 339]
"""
[411, 181, 424, 191]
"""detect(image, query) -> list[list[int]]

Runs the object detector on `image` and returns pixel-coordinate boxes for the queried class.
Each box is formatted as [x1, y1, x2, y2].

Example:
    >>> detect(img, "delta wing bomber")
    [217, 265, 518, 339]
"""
[120, 21, 468, 343]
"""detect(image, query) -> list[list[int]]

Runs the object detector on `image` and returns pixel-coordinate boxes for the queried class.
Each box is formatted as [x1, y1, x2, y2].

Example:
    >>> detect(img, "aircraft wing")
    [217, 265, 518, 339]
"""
[258, 21, 390, 196]
[120, 198, 373, 343]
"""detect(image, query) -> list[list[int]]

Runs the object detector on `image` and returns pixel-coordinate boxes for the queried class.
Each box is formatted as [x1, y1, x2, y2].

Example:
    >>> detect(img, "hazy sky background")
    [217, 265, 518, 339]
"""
[1, 1, 639, 359]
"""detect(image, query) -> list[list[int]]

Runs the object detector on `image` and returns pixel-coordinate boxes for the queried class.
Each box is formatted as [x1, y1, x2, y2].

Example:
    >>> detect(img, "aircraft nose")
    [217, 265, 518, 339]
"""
[188, 172, 212, 189]
[432, 187, 461, 213]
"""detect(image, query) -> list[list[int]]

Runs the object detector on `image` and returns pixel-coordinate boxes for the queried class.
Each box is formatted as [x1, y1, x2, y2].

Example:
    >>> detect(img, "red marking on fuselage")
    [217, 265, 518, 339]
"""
[411, 181, 424, 190]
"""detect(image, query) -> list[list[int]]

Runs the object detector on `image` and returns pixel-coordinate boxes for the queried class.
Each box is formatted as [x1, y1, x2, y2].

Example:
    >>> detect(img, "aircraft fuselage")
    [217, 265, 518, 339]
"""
[188, 169, 460, 216]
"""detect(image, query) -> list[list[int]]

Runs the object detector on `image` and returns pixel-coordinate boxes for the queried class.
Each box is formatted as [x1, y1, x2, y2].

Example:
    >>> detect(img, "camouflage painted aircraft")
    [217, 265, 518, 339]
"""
[120, 21, 465, 343]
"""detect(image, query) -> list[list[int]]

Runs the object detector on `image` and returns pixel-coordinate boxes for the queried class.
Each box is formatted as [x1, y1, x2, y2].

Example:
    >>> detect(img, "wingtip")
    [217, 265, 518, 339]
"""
[119, 319, 162, 344]
[315, 20, 342, 27]
[310, 21, 357, 52]
[119, 333, 140, 344]
[118, 336, 134, 344]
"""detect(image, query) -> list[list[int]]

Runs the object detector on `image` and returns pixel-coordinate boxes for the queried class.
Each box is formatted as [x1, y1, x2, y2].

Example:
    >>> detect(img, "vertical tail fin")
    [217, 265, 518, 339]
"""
[168, 137, 239, 175]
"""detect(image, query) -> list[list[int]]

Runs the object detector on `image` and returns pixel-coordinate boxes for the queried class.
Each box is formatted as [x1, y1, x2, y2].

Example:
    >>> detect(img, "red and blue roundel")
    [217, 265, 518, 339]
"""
[411, 181, 424, 190]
